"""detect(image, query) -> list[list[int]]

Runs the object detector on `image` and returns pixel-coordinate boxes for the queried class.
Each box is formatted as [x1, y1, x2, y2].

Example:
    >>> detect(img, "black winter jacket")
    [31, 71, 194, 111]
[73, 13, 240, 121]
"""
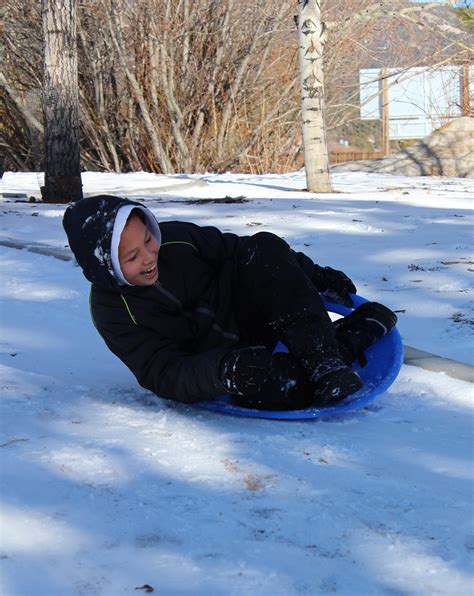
[63, 195, 328, 403]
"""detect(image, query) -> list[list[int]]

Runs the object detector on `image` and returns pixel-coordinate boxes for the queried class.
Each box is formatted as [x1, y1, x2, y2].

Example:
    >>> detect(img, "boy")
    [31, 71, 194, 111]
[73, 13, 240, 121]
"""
[63, 195, 396, 410]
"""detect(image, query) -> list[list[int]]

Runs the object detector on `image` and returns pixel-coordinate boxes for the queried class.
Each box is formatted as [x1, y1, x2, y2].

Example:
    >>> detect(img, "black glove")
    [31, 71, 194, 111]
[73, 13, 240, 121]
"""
[219, 346, 272, 395]
[234, 353, 313, 411]
[312, 265, 356, 307]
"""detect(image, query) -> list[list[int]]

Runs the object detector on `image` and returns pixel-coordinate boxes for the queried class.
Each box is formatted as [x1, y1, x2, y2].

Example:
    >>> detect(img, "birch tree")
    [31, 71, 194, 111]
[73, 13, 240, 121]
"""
[4, 0, 470, 175]
[41, 0, 82, 203]
[298, 0, 332, 192]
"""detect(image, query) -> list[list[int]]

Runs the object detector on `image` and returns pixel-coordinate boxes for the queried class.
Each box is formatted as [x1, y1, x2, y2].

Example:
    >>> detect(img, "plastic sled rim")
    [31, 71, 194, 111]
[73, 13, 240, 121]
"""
[196, 294, 404, 420]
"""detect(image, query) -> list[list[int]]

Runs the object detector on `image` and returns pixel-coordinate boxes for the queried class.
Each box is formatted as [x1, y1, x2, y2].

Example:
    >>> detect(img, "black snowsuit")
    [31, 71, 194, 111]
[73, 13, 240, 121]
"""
[63, 195, 353, 407]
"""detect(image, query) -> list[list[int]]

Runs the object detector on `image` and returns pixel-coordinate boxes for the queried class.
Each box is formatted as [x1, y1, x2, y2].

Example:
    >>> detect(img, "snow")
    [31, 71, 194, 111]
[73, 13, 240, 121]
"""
[0, 170, 473, 595]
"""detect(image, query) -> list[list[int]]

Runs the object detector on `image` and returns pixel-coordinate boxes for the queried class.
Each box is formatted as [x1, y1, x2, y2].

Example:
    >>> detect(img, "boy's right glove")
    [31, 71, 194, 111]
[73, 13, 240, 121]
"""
[312, 265, 356, 307]
[219, 346, 272, 395]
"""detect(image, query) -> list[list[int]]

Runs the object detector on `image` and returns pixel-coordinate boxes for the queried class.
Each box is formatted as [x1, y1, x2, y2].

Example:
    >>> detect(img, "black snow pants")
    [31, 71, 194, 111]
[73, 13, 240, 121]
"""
[231, 232, 339, 410]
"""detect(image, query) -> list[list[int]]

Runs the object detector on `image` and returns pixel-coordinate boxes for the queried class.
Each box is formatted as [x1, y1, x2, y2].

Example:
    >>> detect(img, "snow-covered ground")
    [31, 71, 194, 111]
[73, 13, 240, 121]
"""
[0, 170, 473, 595]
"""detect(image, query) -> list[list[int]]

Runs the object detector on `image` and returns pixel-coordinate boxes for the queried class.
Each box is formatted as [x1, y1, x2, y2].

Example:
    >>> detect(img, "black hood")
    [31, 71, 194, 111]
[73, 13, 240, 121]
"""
[63, 195, 149, 290]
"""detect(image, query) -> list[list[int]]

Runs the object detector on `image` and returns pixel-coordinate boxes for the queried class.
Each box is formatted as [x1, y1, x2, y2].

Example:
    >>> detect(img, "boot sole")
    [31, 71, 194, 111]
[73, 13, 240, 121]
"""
[313, 368, 363, 406]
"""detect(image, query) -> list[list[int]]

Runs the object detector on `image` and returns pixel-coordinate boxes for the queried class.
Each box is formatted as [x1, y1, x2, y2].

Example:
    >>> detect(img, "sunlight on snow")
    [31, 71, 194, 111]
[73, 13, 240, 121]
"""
[366, 247, 446, 263]
[391, 367, 474, 409]
[1, 327, 69, 350]
[355, 532, 474, 594]
[0, 503, 89, 553]
[37, 209, 67, 219]
[0, 281, 79, 301]
[42, 445, 130, 486]
[0, 258, 79, 301]
[286, 217, 386, 235]
[0, 364, 48, 399]
[0, 170, 473, 593]
[397, 450, 474, 482]
[81, 402, 285, 492]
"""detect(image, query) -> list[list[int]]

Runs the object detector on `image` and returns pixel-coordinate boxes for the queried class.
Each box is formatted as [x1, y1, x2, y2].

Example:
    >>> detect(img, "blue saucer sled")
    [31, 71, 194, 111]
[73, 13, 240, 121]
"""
[196, 294, 404, 420]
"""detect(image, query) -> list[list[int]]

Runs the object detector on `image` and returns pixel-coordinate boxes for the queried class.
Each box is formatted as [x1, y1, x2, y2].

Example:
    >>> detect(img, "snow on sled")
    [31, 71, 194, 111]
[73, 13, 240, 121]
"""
[196, 294, 404, 420]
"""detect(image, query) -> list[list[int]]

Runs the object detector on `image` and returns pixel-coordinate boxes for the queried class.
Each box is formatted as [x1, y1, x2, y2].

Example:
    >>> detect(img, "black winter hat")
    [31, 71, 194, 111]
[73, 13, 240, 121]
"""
[62, 195, 159, 289]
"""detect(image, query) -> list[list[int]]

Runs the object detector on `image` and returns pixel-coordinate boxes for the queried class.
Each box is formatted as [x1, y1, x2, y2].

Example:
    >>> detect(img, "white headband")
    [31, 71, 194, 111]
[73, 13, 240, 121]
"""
[111, 205, 161, 286]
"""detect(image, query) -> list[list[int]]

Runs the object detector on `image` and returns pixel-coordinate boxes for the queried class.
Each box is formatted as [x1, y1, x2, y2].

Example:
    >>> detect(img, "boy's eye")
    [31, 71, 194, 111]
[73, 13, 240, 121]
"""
[145, 235, 151, 243]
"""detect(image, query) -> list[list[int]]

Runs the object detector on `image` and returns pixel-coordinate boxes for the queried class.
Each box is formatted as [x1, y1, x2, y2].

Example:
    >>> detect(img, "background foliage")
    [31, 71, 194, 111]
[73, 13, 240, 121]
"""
[1, 0, 472, 174]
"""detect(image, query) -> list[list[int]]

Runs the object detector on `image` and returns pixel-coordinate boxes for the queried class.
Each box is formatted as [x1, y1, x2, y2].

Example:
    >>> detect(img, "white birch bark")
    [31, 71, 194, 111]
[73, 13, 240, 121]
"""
[298, 0, 332, 192]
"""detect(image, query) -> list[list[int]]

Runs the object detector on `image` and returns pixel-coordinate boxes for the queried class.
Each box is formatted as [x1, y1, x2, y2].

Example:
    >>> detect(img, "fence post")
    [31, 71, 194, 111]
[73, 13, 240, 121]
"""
[462, 63, 471, 117]
[381, 69, 390, 156]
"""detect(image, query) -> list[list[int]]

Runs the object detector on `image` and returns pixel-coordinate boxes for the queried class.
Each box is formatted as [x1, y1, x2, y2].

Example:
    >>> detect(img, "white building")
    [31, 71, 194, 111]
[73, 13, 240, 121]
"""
[360, 65, 473, 139]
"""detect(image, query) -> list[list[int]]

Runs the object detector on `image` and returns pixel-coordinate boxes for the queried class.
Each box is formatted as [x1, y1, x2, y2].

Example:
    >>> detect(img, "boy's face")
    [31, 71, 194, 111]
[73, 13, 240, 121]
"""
[118, 213, 159, 286]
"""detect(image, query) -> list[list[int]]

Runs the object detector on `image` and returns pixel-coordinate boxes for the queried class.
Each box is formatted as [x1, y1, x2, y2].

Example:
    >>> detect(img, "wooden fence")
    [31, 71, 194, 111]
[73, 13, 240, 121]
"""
[329, 150, 385, 164]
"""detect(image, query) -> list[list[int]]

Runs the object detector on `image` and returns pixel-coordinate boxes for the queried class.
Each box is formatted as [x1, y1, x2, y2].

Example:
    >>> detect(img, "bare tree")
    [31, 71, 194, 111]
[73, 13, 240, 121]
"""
[41, 0, 82, 202]
[298, 0, 332, 192]
[297, 0, 471, 187]
[2, 0, 471, 176]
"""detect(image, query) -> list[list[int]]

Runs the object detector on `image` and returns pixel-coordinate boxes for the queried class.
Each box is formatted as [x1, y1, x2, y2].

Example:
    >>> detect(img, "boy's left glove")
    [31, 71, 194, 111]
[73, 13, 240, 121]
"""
[234, 352, 312, 411]
[219, 346, 272, 396]
[312, 265, 356, 307]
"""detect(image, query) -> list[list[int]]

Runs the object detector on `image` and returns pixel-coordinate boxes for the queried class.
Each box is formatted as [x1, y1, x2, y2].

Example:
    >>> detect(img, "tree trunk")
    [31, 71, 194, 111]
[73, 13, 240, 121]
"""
[41, 0, 82, 203]
[298, 0, 332, 192]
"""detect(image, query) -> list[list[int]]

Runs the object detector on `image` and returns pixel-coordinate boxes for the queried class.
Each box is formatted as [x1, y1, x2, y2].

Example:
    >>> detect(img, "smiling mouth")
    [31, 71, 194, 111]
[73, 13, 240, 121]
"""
[142, 264, 157, 277]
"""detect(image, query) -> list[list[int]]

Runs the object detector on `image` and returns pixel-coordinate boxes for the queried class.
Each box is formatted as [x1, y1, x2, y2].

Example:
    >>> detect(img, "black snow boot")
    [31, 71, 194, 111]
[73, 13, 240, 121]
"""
[309, 358, 362, 405]
[334, 302, 398, 366]
[278, 316, 363, 407]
